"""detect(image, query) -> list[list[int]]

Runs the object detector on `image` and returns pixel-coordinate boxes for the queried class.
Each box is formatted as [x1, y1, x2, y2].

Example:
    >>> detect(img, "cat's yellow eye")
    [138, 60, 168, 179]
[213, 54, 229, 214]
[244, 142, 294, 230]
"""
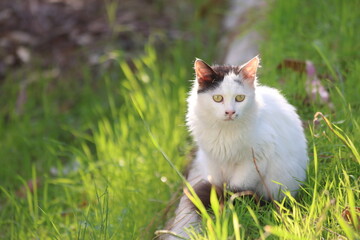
[235, 95, 245, 102]
[213, 95, 223, 103]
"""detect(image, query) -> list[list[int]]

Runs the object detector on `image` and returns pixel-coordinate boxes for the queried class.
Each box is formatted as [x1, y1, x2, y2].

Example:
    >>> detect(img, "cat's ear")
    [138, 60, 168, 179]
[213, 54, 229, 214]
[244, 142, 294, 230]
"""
[194, 58, 216, 87]
[240, 56, 260, 87]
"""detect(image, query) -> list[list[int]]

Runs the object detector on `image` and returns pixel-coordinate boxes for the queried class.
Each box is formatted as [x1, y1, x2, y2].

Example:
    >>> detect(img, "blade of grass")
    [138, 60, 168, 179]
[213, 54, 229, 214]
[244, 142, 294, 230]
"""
[314, 112, 360, 163]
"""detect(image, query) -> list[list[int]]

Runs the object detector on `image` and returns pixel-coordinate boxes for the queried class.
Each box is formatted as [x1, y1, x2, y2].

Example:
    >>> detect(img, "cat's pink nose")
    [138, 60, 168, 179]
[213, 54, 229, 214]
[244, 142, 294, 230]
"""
[225, 110, 236, 117]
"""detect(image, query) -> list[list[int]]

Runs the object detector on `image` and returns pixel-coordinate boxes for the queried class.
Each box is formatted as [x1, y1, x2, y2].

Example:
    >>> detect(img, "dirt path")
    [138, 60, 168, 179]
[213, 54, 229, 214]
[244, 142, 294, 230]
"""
[220, 0, 266, 65]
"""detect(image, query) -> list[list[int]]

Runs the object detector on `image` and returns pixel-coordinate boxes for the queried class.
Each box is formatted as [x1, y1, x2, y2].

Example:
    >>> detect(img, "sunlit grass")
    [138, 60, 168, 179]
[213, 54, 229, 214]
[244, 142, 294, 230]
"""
[0, 24, 219, 240]
[180, 0, 360, 239]
[0, 0, 359, 239]
[186, 114, 359, 240]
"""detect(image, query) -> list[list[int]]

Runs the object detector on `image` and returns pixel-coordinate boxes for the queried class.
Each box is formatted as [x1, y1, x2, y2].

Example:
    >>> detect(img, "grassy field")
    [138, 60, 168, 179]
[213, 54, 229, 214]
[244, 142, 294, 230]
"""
[0, 0, 359, 239]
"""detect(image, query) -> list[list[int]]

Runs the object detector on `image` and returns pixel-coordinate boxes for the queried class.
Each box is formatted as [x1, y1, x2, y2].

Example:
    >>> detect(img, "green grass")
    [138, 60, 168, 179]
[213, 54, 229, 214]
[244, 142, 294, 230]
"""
[0, 0, 359, 239]
[186, 0, 360, 239]
[0, 1, 221, 238]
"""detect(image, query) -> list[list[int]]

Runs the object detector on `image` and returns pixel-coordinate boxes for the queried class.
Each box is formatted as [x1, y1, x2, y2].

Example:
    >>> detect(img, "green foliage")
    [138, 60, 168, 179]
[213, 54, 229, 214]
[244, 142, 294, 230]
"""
[188, 0, 360, 239]
[186, 0, 360, 239]
[0, 1, 220, 238]
[0, 0, 359, 239]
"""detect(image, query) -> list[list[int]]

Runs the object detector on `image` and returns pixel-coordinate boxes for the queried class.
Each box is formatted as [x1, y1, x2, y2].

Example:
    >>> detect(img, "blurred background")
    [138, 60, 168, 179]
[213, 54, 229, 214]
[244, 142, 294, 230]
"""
[0, 0, 359, 239]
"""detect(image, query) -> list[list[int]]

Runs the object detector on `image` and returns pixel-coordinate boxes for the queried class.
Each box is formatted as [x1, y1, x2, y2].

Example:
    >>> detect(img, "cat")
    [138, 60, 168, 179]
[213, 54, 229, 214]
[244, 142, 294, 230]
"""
[163, 56, 308, 240]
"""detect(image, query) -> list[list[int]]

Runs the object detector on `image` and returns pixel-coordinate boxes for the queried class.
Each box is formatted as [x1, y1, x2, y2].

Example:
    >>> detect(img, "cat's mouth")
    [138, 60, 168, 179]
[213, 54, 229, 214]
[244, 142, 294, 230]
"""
[224, 117, 236, 121]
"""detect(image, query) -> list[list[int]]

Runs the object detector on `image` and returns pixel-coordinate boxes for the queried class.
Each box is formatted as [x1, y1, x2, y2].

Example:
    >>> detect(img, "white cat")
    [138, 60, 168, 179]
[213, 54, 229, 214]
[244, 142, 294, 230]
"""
[164, 56, 308, 239]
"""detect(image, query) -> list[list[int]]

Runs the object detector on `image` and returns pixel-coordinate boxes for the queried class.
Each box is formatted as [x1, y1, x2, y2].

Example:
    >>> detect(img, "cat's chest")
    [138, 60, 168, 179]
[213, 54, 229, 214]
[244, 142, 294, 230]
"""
[194, 123, 270, 191]
[196, 124, 253, 162]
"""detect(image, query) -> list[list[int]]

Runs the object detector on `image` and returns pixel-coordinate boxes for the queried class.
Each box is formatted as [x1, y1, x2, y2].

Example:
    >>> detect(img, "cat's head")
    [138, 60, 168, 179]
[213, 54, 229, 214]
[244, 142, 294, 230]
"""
[192, 56, 259, 122]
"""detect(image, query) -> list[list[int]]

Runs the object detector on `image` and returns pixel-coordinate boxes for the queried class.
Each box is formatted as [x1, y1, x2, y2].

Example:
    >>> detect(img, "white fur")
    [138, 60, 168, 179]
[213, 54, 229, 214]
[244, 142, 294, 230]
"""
[165, 70, 308, 240]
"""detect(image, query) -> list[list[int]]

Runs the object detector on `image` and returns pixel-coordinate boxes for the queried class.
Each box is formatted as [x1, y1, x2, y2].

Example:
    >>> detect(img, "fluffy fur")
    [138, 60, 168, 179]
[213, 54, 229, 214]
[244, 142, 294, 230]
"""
[163, 56, 308, 240]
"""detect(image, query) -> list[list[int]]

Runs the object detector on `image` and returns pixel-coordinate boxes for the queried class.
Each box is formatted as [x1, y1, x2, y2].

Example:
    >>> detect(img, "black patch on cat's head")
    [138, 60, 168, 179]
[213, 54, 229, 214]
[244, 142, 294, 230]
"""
[197, 65, 242, 94]
[195, 56, 260, 93]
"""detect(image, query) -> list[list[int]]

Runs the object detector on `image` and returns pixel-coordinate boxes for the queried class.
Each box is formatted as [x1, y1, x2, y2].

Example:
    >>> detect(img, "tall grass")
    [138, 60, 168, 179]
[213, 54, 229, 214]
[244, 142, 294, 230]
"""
[0, 0, 359, 239]
[0, 2, 221, 237]
[187, 0, 360, 239]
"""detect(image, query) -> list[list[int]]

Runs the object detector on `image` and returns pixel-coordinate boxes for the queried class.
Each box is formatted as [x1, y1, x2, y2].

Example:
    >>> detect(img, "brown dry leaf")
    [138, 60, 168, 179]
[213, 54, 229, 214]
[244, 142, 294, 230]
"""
[277, 59, 306, 73]
[341, 206, 360, 229]
[16, 178, 41, 198]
